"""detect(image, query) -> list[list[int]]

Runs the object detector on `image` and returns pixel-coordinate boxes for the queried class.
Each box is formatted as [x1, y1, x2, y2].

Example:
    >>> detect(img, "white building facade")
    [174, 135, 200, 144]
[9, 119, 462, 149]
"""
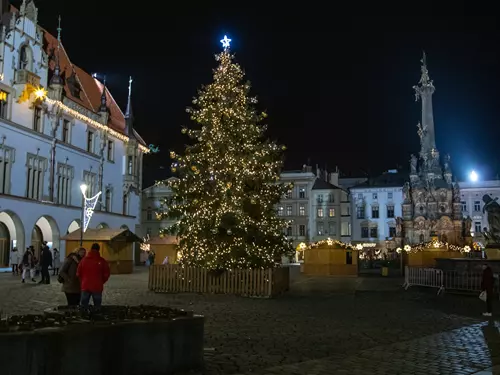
[0, 1, 148, 266]
[140, 179, 177, 238]
[459, 179, 500, 242]
[278, 165, 351, 247]
[350, 170, 405, 249]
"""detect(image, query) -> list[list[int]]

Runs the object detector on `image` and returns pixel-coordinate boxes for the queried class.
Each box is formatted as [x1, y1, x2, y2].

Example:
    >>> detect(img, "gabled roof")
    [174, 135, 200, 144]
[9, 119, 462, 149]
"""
[61, 228, 141, 242]
[312, 178, 341, 190]
[41, 25, 146, 146]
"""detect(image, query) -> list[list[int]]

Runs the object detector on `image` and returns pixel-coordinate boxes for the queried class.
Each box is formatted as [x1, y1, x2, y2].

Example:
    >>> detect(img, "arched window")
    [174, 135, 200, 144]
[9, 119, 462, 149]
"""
[19, 45, 32, 71]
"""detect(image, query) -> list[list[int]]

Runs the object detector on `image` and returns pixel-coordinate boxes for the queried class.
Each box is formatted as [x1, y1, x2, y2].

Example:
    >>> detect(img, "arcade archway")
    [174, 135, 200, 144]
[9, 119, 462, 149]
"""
[0, 210, 25, 267]
[67, 219, 81, 234]
[32, 216, 60, 258]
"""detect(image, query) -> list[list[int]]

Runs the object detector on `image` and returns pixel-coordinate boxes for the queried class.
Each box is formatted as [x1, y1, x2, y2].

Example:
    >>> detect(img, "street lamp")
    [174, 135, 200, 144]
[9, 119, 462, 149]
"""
[80, 184, 87, 246]
[470, 170, 478, 182]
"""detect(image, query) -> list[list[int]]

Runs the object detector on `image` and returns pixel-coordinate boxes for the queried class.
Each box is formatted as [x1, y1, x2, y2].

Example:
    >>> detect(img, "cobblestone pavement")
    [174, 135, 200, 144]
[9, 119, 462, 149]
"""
[1, 270, 499, 374]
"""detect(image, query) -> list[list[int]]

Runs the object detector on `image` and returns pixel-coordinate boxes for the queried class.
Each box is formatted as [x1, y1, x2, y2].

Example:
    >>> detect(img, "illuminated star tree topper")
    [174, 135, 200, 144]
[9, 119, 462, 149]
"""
[220, 35, 231, 49]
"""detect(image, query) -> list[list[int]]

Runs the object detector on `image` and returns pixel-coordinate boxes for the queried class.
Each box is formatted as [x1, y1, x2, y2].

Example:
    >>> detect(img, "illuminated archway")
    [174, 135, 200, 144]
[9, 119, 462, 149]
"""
[67, 219, 81, 234]
[33, 215, 61, 257]
[0, 210, 25, 265]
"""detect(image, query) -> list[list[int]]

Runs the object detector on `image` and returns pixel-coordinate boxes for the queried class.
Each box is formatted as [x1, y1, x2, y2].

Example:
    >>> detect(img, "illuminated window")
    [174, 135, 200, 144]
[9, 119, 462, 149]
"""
[286, 205, 292, 216]
[299, 187, 306, 198]
[317, 208, 324, 217]
[0, 91, 8, 119]
[299, 205, 305, 216]
[277, 206, 284, 216]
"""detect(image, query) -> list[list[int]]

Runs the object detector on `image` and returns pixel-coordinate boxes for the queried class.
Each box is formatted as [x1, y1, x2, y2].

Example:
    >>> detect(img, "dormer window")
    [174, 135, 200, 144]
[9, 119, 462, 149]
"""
[19, 45, 32, 71]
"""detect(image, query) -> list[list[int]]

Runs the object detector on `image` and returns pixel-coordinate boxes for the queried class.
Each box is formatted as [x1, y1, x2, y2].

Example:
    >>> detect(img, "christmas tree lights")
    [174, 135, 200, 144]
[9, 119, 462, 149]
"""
[158, 41, 293, 271]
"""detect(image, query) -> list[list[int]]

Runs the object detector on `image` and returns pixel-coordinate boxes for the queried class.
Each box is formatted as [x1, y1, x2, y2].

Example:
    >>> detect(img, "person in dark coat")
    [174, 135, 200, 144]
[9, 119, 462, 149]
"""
[59, 248, 86, 306]
[39, 246, 53, 284]
[481, 264, 495, 317]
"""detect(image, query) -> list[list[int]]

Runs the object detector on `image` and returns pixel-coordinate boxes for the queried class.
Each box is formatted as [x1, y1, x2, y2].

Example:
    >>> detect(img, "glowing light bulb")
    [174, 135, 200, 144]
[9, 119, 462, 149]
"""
[470, 170, 478, 182]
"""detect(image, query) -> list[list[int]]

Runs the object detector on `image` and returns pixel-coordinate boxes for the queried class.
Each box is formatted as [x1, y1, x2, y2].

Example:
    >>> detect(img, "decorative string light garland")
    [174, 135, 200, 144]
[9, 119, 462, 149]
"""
[45, 98, 150, 154]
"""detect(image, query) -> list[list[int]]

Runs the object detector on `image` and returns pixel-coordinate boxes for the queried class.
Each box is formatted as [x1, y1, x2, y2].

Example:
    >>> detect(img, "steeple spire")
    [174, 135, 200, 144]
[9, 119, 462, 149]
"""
[125, 76, 135, 137]
[99, 75, 107, 113]
[413, 51, 436, 158]
[50, 15, 63, 86]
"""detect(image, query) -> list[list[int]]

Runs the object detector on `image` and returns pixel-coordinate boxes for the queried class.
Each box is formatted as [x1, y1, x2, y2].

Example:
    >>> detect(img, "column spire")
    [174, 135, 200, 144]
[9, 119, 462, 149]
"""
[413, 51, 437, 159]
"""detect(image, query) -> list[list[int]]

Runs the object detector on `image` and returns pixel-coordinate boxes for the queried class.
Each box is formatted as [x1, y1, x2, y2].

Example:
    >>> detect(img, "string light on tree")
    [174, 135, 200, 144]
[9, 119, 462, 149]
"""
[157, 36, 293, 271]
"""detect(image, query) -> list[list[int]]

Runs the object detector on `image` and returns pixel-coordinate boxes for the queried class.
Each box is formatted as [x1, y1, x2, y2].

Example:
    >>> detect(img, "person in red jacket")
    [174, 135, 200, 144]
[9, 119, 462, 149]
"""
[77, 243, 110, 308]
[481, 264, 495, 317]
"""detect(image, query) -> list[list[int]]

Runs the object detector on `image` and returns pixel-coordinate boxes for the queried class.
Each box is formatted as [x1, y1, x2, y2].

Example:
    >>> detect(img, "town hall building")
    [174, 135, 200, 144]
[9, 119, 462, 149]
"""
[0, 0, 149, 266]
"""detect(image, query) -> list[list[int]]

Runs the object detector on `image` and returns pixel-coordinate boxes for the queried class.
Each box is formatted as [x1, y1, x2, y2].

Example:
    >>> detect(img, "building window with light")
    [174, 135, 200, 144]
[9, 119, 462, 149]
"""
[286, 205, 292, 216]
[87, 131, 94, 153]
[474, 201, 481, 212]
[299, 204, 305, 216]
[361, 226, 369, 238]
[329, 208, 335, 217]
[286, 190, 292, 199]
[33, 106, 42, 132]
[372, 206, 379, 219]
[461, 201, 467, 212]
[277, 206, 284, 216]
[356, 206, 365, 219]
[370, 227, 377, 238]
[317, 208, 324, 218]
[299, 225, 306, 236]
[475, 222, 481, 233]
[0, 91, 8, 119]
[299, 186, 306, 199]
[387, 205, 394, 218]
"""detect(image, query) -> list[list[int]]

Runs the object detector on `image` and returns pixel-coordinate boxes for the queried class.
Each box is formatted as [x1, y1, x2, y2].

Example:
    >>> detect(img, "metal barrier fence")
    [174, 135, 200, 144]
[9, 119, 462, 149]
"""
[404, 266, 499, 295]
[404, 266, 444, 295]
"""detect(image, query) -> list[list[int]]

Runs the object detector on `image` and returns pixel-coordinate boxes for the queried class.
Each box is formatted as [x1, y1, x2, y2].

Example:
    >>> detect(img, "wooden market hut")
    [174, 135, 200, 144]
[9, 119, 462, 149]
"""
[61, 228, 142, 274]
[303, 241, 359, 277]
[146, 235, 178, 265]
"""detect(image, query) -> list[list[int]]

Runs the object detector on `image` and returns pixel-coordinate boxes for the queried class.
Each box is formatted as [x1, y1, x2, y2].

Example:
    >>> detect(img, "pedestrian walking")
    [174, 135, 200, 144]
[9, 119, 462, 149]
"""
[77, 243, 110, 308]
[59, 248, 86, 306]
[481, 263, 495, 317]
[39, 246, 53, 284]
[10, 247, 20, 275]
[21, 247, 36, 283]
[52, 248, 61, 276]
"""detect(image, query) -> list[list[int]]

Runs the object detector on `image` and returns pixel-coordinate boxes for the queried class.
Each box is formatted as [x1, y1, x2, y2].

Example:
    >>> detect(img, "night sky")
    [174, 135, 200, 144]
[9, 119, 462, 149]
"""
[22, 1, 500, 186]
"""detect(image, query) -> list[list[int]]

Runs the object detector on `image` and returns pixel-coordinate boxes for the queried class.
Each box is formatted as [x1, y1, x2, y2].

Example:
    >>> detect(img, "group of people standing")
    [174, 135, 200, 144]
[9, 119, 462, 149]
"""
[10, 242, 111, 308]
[9, 243, 61, 284]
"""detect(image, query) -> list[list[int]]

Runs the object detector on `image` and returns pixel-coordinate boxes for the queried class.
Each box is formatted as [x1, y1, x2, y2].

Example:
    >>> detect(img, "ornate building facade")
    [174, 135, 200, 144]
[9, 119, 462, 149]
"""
[402, 54, 463, 245]
[0, 1, 148, 267]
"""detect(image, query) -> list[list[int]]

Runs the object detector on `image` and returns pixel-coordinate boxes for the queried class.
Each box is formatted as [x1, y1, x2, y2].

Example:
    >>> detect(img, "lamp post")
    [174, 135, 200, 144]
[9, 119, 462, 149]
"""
[80, 184, 87, 247]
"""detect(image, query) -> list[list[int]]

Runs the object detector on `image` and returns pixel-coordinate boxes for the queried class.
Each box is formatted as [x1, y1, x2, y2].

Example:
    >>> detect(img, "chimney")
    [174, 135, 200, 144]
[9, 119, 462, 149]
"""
[316, 164, 320, 177]
[330, 171, 339, 187]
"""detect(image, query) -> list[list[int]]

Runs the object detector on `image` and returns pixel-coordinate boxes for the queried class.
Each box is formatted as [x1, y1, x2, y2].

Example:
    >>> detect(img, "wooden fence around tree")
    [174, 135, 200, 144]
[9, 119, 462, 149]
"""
[148, 264, 290, 297]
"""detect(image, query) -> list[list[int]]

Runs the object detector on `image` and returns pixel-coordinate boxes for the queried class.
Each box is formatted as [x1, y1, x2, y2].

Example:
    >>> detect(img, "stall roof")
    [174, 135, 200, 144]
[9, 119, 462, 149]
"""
[61, 228, 142, 242]
[147, 235, 178, 245]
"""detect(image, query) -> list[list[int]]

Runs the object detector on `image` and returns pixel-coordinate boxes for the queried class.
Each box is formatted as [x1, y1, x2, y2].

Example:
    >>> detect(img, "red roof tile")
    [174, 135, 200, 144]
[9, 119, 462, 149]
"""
[43, 30, 128, 135]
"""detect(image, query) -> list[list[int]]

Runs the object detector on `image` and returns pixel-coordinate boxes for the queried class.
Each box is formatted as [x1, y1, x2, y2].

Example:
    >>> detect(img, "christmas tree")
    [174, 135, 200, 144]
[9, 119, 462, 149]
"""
[160, 36, 293, 271]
